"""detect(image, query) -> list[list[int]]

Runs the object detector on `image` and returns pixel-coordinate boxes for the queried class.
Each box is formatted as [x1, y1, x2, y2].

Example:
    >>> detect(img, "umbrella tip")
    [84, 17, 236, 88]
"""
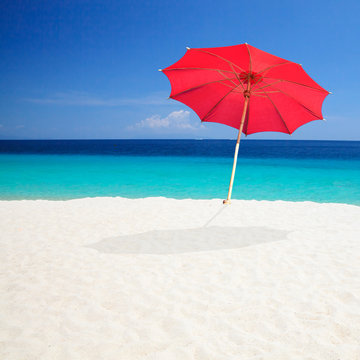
[299, 64, 302, 66]
[158, 69, 162, 72]
[186, 47, 191, 50]
[245, 42, 248, 45]
[329, 91, 333, 94]
[323, 118, 327, 121]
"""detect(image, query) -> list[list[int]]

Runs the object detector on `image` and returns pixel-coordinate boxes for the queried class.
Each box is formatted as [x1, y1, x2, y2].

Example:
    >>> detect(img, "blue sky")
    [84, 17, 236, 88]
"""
[0, 0, 359, 140]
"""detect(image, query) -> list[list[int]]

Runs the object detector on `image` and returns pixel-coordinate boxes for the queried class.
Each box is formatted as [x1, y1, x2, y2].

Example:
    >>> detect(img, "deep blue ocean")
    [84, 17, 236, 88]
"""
[0, 140, 359, 205]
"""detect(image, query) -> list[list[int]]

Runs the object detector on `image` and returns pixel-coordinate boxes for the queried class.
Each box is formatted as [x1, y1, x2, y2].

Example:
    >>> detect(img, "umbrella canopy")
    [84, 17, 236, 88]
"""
[160, 43, 330, 203]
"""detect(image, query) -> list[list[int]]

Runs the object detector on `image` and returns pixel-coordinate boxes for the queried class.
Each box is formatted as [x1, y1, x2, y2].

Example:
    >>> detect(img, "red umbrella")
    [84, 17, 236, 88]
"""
[160, 43, 330, 204]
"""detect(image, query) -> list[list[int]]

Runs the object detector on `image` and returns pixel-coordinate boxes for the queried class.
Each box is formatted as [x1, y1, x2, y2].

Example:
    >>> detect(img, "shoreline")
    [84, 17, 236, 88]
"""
[1, 195, 359, 207]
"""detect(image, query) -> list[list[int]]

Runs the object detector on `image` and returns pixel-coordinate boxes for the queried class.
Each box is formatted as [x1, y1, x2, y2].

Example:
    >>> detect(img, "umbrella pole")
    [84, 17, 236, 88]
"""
[223, 94, 250, 205]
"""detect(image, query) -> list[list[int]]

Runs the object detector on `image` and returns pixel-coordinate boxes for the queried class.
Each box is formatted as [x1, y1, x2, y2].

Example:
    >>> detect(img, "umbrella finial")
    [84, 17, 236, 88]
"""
[158, 69, 163, 72]
[186, 47, 191, 50]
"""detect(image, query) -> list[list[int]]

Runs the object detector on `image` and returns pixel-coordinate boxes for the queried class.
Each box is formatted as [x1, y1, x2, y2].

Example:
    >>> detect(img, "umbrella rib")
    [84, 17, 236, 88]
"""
[257, 61, 290, 75]
[191, 49, 246, 91]
[262, 77, 328, 93]
[170, 77, 239, 97]
[245, 43, 252, 73]
[202, 83, 243, 122]
[254, 90, 280, 94]
[260, 89, 291, 134]
[228, 64, 241, 81]
[252, 80, 283, 92]
[165, 67, 235, 74]
[267, 85, 323, 118]
[250, 62, 292, 90]
[192, 49, 246, 73]
[220, 82, 241, 90]
[226, 65, 245, 91]
[251, 75, 263, 90]
[217, 70, 238, 86]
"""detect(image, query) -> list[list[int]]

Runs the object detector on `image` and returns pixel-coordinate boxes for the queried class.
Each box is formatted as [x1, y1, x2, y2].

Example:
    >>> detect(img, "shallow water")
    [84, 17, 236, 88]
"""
[0, 140, 359, 204]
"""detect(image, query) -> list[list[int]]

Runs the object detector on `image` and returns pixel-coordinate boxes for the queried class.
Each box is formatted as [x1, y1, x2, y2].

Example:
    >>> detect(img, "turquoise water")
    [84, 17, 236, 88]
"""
[1, 152, 359, 204]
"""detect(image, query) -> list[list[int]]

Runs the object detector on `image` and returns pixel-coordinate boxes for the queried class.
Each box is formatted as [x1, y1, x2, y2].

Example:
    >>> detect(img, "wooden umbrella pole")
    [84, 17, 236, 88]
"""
[223, 88, 251, 205]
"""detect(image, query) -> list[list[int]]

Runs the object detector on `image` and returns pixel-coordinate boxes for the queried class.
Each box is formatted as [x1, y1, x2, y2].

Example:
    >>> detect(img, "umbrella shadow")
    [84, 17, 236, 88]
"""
[87, 226, 290, 255]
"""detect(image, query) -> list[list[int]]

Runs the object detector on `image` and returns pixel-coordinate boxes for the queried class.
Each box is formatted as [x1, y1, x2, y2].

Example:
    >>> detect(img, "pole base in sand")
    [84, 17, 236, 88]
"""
[223, 199, 231, 205]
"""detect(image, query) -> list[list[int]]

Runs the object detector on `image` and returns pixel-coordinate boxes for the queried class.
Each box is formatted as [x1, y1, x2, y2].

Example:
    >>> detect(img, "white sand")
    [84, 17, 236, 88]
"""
[1, 197, 360, 359]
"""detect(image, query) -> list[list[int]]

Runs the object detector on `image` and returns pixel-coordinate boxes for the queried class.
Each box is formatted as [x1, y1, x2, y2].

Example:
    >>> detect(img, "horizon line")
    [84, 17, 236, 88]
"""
[0, 138, 359, 142]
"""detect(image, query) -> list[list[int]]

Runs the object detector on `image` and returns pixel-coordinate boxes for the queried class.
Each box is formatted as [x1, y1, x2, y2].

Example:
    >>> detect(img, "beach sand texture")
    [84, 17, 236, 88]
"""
[1, 197, 360, 359]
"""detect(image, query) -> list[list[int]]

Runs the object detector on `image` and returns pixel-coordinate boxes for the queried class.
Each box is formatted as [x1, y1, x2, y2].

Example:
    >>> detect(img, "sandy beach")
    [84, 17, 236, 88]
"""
[1, 197, 360, 359]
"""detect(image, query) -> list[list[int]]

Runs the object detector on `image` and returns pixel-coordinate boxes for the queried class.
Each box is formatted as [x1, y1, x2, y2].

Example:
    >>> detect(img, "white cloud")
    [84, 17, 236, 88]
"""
[133, 110, 203, 131]
[24, 91, 172, 107]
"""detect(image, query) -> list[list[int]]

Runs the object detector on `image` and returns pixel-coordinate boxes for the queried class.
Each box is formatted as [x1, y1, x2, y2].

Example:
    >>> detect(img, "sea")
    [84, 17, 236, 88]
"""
[0, 140, 359, 205]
